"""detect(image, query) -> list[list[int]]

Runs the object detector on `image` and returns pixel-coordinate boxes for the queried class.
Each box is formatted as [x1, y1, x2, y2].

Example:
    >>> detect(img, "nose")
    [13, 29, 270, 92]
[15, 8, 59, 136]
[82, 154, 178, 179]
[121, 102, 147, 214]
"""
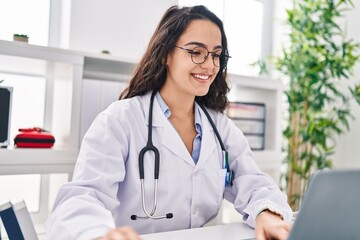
[200, 54, 214, 69]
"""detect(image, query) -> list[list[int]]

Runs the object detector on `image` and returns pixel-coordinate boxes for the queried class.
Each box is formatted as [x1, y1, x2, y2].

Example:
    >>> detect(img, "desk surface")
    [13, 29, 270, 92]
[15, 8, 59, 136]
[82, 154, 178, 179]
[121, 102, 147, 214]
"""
[141, 222, 255, 240]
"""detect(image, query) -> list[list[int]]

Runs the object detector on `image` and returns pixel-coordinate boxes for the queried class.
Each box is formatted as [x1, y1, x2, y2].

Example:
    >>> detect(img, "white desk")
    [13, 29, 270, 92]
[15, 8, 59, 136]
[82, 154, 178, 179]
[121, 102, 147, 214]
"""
[141, 222, 255, 240]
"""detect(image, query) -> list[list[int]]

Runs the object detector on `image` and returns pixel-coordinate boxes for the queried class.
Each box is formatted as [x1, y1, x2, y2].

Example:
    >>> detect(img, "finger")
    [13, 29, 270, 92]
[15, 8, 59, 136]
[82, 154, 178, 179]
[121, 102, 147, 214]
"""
[106, 230, 125, 240]
[284, 222, 292, 231]
[255, 226, 266, 240]
[117, 227, 142, 240]
[266, 225, 291, 240]
[276, 229, 290, 240]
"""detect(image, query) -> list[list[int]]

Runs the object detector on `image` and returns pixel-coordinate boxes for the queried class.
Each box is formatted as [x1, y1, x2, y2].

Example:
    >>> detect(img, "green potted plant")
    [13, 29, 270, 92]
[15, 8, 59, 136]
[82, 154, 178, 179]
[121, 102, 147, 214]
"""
[274, 0, 360, 210]
[13, 34, 29, 43]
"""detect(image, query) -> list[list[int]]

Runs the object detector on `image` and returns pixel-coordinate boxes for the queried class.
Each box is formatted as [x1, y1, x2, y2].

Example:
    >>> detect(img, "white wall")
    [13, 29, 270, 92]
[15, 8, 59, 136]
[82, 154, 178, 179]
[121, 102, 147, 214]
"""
[273, 0, 360, 170]
[68, 0, 177, 60]
[332, 0, 360, 169]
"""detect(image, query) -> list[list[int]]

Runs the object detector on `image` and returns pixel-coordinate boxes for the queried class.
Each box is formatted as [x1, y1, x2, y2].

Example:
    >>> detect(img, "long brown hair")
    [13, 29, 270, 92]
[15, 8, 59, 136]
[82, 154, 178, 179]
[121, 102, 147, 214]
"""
[119, 5, 230, 112]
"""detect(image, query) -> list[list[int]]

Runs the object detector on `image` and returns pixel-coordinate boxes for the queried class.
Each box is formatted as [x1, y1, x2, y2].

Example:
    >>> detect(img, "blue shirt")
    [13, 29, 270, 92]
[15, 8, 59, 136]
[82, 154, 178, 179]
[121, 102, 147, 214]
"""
[156, 92, 202, 163]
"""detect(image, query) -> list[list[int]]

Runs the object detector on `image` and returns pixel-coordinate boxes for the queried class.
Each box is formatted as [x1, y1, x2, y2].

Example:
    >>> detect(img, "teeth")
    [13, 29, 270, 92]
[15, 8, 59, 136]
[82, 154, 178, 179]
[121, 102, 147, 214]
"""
[193, 74, 210, 80]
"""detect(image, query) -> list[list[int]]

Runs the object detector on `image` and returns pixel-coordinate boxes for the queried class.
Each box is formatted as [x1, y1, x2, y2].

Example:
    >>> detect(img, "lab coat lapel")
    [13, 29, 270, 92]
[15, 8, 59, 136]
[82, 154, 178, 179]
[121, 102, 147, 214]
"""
[161, 121, 195, 167]
[197, 105, 217, 167]
[142, 91, 162, 127]
[142, 92, 195, 167]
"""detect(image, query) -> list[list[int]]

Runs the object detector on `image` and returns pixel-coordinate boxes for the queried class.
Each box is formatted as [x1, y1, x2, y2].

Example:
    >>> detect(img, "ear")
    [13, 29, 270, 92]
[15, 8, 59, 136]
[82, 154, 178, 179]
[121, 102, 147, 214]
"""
[162, 55, 169, 65]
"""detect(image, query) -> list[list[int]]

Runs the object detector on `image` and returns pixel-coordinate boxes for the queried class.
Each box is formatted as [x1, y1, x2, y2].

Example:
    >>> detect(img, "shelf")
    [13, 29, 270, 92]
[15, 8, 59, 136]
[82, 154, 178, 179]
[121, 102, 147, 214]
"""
[0, 40, 83, 64]
[83, 55, 137, 82]
[0, 40, 83, 78]
[0, 148, 78, 175]
[228, 73, 283, 91]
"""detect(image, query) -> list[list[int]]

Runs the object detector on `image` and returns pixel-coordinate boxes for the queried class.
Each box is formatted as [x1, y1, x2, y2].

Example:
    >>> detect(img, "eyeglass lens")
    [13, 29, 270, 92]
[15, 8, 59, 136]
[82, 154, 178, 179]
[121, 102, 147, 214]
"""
[190, 46, 223, 67]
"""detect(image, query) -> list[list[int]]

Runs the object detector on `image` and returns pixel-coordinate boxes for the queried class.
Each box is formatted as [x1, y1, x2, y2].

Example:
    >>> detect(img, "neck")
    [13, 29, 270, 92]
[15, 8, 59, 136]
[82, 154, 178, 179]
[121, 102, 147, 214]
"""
[159, 89, 195, 118]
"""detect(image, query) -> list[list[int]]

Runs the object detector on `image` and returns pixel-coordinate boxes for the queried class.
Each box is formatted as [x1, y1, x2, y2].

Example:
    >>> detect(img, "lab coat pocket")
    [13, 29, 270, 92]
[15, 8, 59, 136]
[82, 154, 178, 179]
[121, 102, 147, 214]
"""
[218, 169, 227, 204]
[203, 169, 227, 225]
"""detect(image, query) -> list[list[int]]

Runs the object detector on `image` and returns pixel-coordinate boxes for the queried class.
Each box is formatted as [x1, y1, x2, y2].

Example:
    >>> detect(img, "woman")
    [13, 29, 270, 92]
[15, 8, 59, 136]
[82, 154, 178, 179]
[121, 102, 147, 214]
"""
[47, 5, 292, 240]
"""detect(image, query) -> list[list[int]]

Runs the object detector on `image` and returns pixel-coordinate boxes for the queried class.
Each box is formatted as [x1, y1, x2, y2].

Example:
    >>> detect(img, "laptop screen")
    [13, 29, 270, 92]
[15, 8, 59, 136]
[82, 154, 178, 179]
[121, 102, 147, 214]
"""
[288, 170, 360, 240]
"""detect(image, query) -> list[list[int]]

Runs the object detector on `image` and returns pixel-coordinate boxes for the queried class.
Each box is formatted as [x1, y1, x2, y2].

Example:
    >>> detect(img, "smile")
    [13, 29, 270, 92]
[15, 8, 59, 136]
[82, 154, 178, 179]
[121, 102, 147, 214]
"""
[192, 74, 211, 81]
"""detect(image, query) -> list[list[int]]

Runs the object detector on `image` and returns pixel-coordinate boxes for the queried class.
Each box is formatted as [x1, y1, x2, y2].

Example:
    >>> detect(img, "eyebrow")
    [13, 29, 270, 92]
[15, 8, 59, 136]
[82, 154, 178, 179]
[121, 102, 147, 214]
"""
[184, 41, 222, 50]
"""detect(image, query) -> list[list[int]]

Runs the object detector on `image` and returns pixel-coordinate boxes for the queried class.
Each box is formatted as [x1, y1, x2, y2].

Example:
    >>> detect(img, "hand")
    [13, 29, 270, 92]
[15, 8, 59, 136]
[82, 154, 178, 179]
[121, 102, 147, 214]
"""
[98, 226, 142, 240]
[255, 210, 292, 240]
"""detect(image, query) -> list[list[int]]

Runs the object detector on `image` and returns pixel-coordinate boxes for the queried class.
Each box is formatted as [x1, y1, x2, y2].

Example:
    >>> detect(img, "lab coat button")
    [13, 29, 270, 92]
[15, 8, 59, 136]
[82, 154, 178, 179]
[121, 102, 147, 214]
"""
[194, 170, 199, 177]
[192, 208, 198, 215]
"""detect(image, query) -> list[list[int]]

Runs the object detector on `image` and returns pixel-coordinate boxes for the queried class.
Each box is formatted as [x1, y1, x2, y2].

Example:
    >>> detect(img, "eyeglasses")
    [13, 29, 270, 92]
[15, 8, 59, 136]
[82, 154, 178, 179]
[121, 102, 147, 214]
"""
[175, 45, 231, 67]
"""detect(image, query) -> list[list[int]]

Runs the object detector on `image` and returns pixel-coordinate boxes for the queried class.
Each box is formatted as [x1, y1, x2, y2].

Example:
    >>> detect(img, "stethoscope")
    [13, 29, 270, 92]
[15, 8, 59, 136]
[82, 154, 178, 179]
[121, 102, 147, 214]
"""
[131, 90, 234, 221]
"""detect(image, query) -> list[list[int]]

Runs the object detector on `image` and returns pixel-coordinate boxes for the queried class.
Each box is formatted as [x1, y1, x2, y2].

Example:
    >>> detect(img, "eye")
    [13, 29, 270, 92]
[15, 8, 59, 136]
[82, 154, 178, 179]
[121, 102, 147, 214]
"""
[212, 50, 222, 59]
[189, 49, 202, 56]
[212, 53, 221, 58]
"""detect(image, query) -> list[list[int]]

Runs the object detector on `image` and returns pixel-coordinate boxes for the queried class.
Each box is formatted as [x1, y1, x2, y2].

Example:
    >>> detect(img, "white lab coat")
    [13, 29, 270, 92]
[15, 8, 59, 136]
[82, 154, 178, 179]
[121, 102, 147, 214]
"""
[47, 91, 292, 240]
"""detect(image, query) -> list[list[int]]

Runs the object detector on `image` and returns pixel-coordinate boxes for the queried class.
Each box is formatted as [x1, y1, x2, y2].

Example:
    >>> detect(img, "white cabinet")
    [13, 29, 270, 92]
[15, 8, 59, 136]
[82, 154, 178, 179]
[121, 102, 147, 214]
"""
[80, 54, 136, 140]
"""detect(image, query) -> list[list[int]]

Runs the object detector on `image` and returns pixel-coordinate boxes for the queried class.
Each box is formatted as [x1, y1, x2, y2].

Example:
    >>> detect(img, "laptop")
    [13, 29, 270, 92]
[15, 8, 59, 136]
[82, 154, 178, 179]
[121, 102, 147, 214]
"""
[288, 169, 360, 240]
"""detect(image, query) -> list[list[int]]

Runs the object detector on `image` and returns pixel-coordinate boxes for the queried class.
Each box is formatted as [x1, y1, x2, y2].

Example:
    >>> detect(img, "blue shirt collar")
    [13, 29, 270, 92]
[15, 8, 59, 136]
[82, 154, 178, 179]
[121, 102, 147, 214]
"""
[155, 92, 202, 134]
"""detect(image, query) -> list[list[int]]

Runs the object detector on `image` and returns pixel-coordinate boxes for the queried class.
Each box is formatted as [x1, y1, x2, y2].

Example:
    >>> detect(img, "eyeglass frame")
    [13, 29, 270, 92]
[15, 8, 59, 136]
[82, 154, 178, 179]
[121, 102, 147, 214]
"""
[175, 45, 231, 68]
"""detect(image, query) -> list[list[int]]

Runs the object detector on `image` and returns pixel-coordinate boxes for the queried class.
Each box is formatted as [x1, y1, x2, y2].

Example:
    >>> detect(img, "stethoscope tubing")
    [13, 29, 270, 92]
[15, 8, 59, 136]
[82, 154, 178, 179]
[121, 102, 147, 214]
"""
[132, 91, 173, 220]
[139, 91, 160, 180]
[132, 90, 233, 221]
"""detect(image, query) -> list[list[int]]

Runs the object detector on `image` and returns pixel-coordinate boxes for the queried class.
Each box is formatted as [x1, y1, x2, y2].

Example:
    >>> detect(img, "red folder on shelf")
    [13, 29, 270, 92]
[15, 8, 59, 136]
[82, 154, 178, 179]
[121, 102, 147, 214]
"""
[14, 128, 55, 148]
